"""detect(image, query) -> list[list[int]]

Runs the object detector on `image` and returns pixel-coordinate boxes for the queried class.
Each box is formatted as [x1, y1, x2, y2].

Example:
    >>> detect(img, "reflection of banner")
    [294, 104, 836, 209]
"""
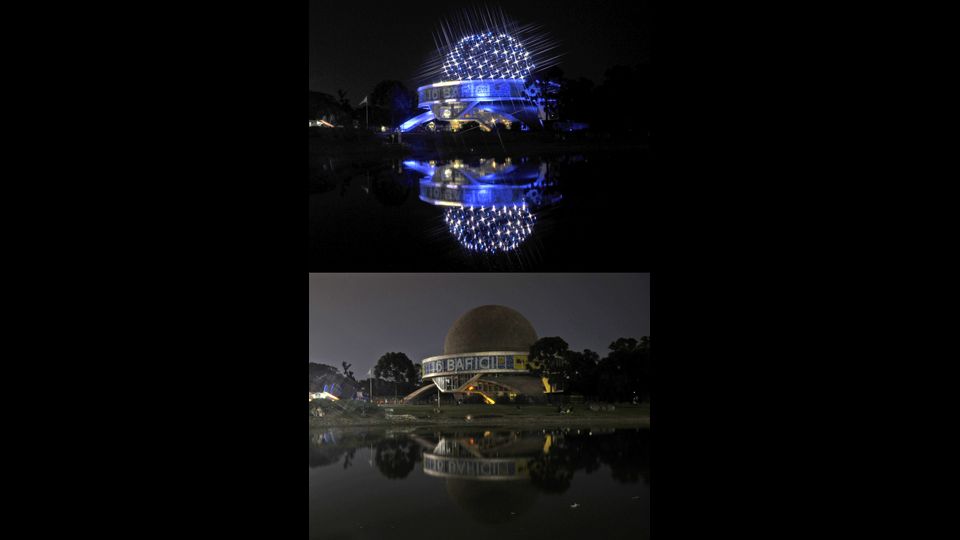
[419, 181, 529, 207]
[423, 354, 529, 376]
[423, 454, 530, 480]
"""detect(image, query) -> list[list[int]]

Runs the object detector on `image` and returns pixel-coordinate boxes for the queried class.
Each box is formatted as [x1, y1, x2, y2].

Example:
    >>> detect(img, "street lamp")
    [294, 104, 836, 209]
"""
[367, 369, 373, 404]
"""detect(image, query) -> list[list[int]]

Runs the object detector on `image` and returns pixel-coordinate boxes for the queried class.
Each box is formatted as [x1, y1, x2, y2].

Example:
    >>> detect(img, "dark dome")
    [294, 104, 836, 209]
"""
[443, 305, 538, 355]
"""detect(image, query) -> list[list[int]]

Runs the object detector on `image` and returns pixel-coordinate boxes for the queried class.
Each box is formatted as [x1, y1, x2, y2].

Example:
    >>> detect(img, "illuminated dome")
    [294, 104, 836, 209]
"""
[444, 204, 535, 253]
[443, 305, 538, 355]
[442, 31, 535, 81]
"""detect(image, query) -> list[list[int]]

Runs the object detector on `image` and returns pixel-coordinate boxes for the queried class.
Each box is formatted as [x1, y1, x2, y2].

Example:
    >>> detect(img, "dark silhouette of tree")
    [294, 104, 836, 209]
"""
[526, 66, 563, 122]
[596, 336, 650, 402]
[368, 80, 417, 128]
[374, 352, 419, 396]
[596, 429, 650, 485]
[591, 65, 650, 135]
[370, 166, 415, 206]
[309, 361, 360, 396]
[336, 89, 352, 112]
[529, 337, 570, 391]
[374, 352, 418, 384]
[341, 361, 356, 383]
[564, 348, 600, 397]
[309, 430, 348, 469]
[374, 437, 420, 479]
[528, 452, 574, 493]
[308, 91, 351, 126]
[557, 77, 595, 123]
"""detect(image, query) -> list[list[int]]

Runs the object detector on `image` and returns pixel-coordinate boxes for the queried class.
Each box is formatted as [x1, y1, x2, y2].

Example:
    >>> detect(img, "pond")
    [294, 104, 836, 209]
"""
[309, 427, 650, 540]
[309, 150, 653, 271]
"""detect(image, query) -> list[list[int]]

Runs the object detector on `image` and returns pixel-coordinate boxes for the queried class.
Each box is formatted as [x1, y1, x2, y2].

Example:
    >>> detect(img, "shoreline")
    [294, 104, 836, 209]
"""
[309, 129, 650, 160]
[309, 411, 650, 429]
[310, 417, 649, 429]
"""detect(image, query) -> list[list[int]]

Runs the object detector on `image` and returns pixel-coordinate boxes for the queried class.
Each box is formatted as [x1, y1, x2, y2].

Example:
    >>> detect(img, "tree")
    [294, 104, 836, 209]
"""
[596, 336, 650, 403]
[557, 76, 595, 123]
[527, 66, 563, 122]
[373, 352, 418, 395]
[336, 89, 352, 111]
[529, 337, 570, 392]
[374, 436, 420, 479]
[341, 361, 355, 382]
[591, 65, 648, 135]
[370, 165, 415, 206]
[565, 348, 600, 397]
[308, 91, 351, 126]
[309, 361, 359, 395]
[367, 80, 417, 128]
[609, 337, 641, 352]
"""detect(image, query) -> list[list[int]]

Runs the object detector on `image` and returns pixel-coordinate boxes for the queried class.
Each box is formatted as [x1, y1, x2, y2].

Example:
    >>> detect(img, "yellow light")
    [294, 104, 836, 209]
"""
[475, 390, 496, 405]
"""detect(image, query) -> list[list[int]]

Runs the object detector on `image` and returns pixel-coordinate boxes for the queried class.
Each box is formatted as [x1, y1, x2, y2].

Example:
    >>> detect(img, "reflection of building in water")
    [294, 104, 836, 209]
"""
[403, 305, 562, 403]
[412, 432, 548, 524]
[445, 205, 534, 253]
[403, 157, 560, 254]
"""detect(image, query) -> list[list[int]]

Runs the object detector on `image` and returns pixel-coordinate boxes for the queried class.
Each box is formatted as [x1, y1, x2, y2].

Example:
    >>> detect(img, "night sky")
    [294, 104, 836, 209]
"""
[309, 0, 651, 101]
[310, 273, 650, 376]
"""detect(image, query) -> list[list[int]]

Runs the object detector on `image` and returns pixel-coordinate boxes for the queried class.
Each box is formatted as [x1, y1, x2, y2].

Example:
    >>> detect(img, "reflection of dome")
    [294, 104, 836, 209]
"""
[444, 305, 538, 355]
[445, 478, 538, 524]
[444, 204, 534, 253]
[443, 32, 535, 81]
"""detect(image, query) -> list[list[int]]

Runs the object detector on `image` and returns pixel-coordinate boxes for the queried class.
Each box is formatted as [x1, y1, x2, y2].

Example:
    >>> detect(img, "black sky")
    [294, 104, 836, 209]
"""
[309, 273, 650, 376]
[309, 0, 651, 101]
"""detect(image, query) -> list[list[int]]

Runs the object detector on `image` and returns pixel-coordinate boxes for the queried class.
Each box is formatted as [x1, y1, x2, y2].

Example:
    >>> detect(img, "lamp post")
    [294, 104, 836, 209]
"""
[367, 369, 373, 404]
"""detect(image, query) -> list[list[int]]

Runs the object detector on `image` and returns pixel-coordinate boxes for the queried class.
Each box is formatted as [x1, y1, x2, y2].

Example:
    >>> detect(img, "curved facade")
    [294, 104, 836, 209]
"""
[399, 79, 543, 133]
[405, 305, 550, 403]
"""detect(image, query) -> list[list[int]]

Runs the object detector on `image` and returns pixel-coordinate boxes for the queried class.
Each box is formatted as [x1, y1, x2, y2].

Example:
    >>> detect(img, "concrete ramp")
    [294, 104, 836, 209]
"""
[399, 110, 436, 132]
[403, 383, 437, 402]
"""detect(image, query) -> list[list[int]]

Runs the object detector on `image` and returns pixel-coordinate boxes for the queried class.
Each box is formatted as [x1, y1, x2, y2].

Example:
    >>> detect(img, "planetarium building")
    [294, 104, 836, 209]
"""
[404, 305, 556, 404]
[398, 31, 555, 133]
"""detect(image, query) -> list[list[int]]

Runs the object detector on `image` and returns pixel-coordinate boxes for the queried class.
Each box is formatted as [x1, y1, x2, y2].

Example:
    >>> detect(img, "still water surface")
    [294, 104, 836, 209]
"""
[309, 150, 652, 270]
[309, 427, 650, 540]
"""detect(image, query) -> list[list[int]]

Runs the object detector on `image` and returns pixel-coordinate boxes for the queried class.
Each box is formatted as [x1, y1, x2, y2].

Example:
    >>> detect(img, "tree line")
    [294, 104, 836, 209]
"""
[311, 334, 650, 403]
[528, 336, 650, 403]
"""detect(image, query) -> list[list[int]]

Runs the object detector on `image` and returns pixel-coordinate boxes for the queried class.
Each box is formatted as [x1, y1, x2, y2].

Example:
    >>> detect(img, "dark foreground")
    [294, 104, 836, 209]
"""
[310, 426, 650, 540]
